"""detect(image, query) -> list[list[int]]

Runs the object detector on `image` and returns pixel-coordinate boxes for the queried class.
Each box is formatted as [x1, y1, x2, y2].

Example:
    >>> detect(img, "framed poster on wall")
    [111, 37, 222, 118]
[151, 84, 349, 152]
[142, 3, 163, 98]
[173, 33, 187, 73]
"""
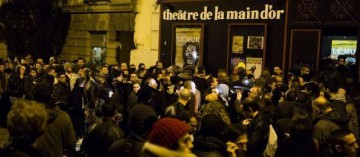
[247, 36, 264, 49]
[172, 24, 204, 67]
[232, 36, 244, 53]
[246, 57, 262, 79]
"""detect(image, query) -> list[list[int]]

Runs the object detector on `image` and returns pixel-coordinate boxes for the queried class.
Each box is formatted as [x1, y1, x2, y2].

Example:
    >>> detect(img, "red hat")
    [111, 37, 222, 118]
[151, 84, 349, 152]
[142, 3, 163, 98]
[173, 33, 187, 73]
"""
[148, 118, 190, 149]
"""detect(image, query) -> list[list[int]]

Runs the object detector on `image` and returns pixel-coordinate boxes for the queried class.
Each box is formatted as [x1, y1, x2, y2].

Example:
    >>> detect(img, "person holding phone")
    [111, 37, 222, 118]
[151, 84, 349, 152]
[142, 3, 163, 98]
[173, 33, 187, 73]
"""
[241, 100, 269, 157]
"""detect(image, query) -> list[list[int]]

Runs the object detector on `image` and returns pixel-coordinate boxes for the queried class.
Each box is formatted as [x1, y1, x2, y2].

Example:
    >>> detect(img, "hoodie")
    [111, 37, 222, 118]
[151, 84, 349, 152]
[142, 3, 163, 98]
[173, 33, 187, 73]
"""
[35, 106, 76, 157]
[313, 110, 349, 152]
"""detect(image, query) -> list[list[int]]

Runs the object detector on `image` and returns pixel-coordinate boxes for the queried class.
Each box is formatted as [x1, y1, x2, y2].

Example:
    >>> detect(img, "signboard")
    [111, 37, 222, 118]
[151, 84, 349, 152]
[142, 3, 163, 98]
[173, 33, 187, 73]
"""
[331, 40, 357, 58]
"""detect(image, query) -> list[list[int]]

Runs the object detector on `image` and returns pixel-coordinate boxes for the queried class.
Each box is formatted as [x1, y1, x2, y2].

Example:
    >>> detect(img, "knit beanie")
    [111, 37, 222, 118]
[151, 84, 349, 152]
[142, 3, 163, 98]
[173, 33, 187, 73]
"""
[148, 118, 190, 149]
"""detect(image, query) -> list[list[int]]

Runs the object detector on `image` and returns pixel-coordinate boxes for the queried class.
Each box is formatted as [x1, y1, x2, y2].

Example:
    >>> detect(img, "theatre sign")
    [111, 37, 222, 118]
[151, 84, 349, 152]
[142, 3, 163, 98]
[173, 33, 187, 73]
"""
[162, 4, 285, 21]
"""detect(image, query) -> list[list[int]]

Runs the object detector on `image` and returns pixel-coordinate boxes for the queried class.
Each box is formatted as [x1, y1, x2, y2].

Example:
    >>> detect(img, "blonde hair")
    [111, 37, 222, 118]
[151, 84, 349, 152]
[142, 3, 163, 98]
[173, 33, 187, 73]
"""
[201, 101, 231, 126]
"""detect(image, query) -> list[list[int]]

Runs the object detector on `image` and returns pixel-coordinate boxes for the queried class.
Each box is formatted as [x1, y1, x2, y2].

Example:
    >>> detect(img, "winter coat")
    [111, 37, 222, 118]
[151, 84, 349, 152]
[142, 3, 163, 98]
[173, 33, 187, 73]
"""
[36, 106, 76, 157]
[246, 113, 269, 157]
[52, 82, 70, 103]
[52, 82, 71, 111]
[7, 73, 24, 98]
[69, 86, 85, 138]
[330, 95, 359, 140]
[313, 110, 349, 152]
[137, 86, 166, 115]
[24, 76, 37, 100]
[346, 103, 359, 140]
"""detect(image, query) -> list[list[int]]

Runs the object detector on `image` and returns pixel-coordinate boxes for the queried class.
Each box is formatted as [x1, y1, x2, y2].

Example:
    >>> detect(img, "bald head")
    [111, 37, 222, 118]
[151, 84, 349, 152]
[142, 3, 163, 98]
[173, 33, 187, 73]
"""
[183, 80, 196, 93]
[314, 97, 331, 113]
[314, 97, 329, 106]
[179, 88, 192, 100]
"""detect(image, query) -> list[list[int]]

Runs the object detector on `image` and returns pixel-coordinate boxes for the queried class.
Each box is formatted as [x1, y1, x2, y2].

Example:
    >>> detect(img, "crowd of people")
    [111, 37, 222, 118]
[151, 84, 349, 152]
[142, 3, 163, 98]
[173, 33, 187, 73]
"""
[0, 54, 359, 157]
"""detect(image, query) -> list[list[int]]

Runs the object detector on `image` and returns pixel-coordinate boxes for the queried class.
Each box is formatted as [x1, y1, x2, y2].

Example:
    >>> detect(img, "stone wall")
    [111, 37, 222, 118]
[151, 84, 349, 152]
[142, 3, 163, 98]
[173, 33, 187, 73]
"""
[60, 13, 135, 64]
[59, 0, 160, 66]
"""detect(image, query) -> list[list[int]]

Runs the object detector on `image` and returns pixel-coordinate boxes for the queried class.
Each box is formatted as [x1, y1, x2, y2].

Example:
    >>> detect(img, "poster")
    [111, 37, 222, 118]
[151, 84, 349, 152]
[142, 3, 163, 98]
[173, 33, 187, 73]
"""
[175, 26, 202, 67]
[231, 57, 245, 67]
[246, 57, 262, 79]
[232, 36, 244, 53]
[247, 36, 264, 49]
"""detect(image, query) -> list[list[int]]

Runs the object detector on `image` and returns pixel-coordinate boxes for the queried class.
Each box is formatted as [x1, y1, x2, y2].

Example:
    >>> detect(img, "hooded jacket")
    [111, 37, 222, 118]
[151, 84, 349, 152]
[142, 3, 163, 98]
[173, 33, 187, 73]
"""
[330, 94, 359, 140]
[35, 106, 76, 157]
[313, 110, 349, 152]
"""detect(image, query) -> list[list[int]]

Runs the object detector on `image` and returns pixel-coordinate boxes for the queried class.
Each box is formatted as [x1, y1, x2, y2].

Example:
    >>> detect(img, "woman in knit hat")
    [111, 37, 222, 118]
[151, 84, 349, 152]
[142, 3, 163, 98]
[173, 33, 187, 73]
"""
[143, 117, 196, 156]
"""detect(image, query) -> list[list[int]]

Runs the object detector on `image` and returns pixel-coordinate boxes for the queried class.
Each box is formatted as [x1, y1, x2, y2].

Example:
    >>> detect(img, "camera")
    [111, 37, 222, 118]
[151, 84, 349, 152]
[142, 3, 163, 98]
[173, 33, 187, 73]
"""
[243, 78, 250, 86]
[232, 85, 250, 91]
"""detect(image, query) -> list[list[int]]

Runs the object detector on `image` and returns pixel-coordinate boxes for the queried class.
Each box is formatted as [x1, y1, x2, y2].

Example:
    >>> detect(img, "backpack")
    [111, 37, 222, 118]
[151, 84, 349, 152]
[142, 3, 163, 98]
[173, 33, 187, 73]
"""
[263, 124, 278, 157]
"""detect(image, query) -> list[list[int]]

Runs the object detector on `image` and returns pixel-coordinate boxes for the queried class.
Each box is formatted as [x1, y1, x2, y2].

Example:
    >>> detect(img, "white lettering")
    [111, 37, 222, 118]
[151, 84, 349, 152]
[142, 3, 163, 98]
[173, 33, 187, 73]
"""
[226, 11, 237, 20]
[260, 4, 269, 19]
[251, 10, 259, 19]
[214, 6, 225, 20]
[162, 4, 285, 21]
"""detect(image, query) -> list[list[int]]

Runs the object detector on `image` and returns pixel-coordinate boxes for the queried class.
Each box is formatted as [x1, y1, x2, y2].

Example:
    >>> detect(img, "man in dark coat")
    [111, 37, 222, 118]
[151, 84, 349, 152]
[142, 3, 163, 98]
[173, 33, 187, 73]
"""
[40, 66, 56, 94]
[242, 100, 269, 157]
[52, 73, 71, 111]
[69, 78, 86, 138]
[313, 97, 349, 153]
[34, 82, 77, 157]
[137, 77, 166, 115]
[24, 68, 38, 100]
[85, 71, 100, 110]
[164, 88, 192, 121]
[81, 99, 125, 157]
[8, 65, 26, 102]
